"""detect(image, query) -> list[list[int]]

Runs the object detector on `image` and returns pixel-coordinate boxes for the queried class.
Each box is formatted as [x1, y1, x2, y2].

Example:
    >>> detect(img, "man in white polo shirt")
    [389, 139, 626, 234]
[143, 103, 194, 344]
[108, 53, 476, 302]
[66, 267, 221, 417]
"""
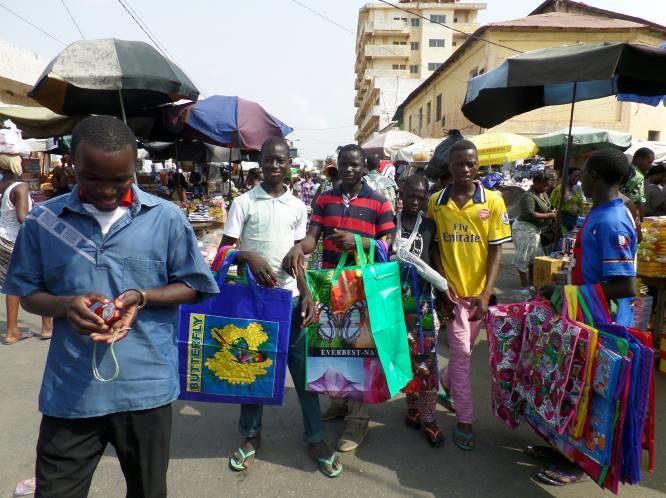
[220, 137, 342, 478]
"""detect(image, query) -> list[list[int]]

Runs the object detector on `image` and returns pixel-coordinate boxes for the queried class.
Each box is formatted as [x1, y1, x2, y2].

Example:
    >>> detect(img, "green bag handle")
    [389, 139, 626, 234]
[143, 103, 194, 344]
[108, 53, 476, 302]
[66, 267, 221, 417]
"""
[332, 234, 375, 283]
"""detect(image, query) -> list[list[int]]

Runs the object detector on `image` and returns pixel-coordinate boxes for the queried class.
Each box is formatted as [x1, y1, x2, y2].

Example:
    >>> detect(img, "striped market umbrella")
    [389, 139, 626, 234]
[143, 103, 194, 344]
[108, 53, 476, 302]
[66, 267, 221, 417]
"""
[469, 132, 538, 166]
[29, 38, 199, 120]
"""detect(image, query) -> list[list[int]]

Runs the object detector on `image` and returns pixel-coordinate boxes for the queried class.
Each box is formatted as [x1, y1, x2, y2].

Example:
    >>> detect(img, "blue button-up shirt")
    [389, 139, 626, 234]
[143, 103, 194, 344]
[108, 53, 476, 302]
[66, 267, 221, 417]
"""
[4, 186, 219, 418]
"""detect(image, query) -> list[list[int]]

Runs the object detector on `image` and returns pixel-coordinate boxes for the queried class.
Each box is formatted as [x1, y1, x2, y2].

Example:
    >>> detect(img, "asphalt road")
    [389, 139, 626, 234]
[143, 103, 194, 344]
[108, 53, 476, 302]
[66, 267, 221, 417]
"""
[1, 244, 664, 497]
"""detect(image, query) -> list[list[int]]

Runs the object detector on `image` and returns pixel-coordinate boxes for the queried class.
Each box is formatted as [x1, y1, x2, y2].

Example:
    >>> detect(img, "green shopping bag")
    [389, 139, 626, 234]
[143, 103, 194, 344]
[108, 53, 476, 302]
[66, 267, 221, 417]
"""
[305, 234, 411, 402]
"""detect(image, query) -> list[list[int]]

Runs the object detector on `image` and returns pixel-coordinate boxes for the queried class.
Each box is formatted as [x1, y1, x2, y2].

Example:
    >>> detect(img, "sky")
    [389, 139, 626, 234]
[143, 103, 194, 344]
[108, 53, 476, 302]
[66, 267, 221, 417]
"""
[2, 0, 666, 159]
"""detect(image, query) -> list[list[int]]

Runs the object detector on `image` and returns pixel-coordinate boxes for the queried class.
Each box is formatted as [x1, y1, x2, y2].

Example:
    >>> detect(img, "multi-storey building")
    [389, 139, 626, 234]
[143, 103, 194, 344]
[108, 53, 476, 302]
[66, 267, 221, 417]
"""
[354, 0, 486, 144]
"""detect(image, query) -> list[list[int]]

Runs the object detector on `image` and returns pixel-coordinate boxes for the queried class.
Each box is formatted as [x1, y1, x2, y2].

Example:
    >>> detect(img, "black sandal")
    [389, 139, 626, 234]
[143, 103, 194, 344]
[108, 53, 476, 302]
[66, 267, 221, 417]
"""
[525, 445, 568, 464]
[405, 410, 421, 429]
[535, 465, 590, 486]
[423, 423, 445, 447]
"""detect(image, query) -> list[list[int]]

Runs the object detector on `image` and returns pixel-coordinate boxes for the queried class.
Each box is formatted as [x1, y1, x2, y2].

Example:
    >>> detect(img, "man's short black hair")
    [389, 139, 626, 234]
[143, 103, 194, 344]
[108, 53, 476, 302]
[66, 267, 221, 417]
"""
[448, 140, 478, 162]
[532, 172, 550, 184]
[633, 147, 655, 161]
[366, 154, 381, 171]
[71, 115, 137, 157]
[338, 144, 365, 162]
[585, 148, 630, 185]
[403, 174, 429, 192]
[260, 137, 289, 156]
[568, 167, 581, 175]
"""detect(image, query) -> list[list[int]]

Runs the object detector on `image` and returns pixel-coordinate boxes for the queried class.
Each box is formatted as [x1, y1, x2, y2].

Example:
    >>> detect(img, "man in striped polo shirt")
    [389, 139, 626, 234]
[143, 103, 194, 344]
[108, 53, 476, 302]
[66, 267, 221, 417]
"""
[283, 143, 395, 452]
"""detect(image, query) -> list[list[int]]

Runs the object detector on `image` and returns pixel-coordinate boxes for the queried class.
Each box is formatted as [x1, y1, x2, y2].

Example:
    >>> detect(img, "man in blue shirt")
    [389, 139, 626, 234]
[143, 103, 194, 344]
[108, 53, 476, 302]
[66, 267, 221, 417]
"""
[535, 148, 636, 487]
[4, 116, 218, 497]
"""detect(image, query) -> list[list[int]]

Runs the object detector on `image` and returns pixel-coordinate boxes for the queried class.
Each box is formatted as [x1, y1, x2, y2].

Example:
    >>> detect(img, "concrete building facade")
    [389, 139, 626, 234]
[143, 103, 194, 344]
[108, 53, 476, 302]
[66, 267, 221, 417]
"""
[354, 0, 486, 144]
[394, 0, 666, 143]
[0, 38, 49, 107]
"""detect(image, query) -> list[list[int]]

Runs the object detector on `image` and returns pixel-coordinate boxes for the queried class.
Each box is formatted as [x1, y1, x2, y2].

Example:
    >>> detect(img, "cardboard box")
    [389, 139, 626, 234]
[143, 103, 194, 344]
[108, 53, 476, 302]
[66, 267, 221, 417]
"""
[533, 256, 564, 289]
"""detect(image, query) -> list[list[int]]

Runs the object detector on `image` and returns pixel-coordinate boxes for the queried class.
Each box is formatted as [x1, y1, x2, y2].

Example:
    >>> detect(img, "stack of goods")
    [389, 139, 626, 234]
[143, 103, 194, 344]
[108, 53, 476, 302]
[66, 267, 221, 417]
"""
[207, 198, 226, 223]
[188, 204, 212, 222]
[637, 216, 666, 276]
[486, 285, 655, 493]
[0, 121, 31, 156]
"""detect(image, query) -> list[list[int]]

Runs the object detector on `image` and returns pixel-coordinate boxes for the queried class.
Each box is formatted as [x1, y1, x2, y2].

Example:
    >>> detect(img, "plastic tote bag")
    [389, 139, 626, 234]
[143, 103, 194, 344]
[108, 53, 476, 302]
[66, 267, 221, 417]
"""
[177, 251, 292, 405]
[305, 235, 411, 403]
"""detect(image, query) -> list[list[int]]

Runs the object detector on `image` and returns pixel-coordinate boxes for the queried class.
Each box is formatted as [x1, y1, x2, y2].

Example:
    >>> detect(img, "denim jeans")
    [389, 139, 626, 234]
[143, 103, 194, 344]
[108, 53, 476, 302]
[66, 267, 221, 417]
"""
[238, 297, 323, 443]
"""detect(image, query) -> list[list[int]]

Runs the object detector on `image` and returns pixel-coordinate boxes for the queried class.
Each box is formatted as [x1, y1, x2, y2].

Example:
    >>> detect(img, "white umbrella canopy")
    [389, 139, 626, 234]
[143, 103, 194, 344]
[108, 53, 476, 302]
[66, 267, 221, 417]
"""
[361, 130, 420, 160]
[392, 137, 443, 162]
[624, 140, 666, 163]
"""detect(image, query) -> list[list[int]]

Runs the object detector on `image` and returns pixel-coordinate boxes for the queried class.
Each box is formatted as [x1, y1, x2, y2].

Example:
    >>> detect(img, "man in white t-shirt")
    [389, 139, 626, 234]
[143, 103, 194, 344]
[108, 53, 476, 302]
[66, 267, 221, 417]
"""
[221, 137, 342, 478]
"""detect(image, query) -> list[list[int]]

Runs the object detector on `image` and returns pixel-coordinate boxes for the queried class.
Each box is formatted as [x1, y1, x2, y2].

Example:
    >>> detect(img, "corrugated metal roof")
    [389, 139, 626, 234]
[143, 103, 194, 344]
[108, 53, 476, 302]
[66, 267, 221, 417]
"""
[488, 12, 645, 30]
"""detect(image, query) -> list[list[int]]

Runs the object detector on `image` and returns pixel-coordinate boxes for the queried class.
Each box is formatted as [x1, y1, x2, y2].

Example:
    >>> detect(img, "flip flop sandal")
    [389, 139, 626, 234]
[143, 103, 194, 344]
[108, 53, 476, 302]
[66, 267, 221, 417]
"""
[315, 454, 343, 478]
[3, 332, 34, 345]
[525, 445, 568, 464]
[404, 411, 421, 429]
[535, 466, 590, 486]
[453, 427, 476, 451]
[423, 424, 445, 447]
[437, 390, 456, 413]
[229, 447, 256, 471]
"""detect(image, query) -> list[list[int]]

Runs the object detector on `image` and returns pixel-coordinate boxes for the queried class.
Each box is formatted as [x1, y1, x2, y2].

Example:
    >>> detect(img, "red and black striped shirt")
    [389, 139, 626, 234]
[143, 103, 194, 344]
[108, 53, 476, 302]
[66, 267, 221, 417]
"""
[310, 182, 395, 268]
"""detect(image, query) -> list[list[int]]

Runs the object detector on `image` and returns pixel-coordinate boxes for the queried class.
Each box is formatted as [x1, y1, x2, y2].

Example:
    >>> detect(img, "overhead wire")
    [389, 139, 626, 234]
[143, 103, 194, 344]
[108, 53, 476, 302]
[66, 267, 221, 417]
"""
[0, 2, 67, 46]
[60, 0, 85, 39]
[115, 0, 209, 97]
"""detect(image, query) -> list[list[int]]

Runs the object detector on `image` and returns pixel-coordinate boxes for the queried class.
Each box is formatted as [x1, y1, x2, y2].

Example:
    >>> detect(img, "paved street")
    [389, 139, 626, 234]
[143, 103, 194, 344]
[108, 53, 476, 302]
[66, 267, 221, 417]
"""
[1, 244, 665, 497]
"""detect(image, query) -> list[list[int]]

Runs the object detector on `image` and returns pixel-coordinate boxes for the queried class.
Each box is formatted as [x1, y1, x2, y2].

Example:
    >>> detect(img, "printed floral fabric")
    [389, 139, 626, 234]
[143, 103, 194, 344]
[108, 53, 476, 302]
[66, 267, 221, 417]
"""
[513, 302, 586, 434]
[486, 303, 528, 428]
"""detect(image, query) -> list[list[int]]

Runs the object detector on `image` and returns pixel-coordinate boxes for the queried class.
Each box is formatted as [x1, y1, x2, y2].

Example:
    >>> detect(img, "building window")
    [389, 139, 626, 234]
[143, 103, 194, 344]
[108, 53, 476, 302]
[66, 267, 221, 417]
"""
[418, 108, 423, 132]
[393, 41, 406, 45]
[648, 130, 660, 141]
[479, 68, 486, 75]
[399, 64, 406, 70]
[430, 15, 447, 24]
[453, 17, 458, 23]
[409, 115, 413, 132]
[392, 64, 400, 70]
[469, 67, 479, 78]
[429, 39, 445, 48]
[426, 102, 431, 124]
[411, 18, 420, 27]
[410, 65, 419, 74]
[428, 62, 441, 71]
[375, 97, 380, 105]
[410, 41, 419, 50]
[452, 41, 457, 46]
[436, 94, 442, 121]
[394, 17, 407, 23]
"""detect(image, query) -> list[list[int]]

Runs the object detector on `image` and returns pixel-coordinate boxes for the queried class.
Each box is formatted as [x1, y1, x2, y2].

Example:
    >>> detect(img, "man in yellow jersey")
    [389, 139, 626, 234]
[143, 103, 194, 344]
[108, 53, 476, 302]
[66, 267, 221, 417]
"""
[427, 140, 511, 451]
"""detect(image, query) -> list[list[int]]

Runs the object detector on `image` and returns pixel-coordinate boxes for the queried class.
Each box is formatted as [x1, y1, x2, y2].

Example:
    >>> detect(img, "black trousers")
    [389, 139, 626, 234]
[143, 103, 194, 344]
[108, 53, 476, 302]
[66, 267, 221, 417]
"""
[35, 403, 172, 498]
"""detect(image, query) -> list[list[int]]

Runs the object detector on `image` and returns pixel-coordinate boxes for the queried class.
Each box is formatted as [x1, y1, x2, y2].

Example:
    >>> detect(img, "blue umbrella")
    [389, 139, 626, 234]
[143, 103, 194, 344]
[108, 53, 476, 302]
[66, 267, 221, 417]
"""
[183, 95, 293, 150]
[617, 42, 666, 106]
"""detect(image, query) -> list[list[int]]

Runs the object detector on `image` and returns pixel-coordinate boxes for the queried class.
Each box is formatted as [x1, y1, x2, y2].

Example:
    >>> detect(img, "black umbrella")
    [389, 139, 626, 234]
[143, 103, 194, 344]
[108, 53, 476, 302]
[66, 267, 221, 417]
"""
[29, 38, 199, 121]
[461, 42, 666, 225]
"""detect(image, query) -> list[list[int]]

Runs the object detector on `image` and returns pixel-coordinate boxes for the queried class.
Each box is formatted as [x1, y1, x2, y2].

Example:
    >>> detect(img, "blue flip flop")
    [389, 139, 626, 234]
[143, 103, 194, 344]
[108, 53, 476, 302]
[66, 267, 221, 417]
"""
[453, 427, 475, 451]
[229, 447, 256, 471]
[316, 454, 343, 478]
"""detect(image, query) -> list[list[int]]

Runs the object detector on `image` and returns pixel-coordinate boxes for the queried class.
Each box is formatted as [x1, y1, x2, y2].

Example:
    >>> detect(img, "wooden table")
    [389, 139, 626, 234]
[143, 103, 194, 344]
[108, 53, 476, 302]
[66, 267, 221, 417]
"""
[189, 220, 224, 237]
[637, 274, 666, 374]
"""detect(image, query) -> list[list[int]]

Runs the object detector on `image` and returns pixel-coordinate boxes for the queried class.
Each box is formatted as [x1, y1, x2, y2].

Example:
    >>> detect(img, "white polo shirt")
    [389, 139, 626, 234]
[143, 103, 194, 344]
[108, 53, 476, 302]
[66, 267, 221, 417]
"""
[224, 184, 307, 296]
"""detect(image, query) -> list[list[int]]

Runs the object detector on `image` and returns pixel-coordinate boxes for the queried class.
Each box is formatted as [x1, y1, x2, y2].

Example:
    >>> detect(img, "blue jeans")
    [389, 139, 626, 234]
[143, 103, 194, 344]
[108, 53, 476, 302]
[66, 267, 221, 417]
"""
[239, 297, 323, 443]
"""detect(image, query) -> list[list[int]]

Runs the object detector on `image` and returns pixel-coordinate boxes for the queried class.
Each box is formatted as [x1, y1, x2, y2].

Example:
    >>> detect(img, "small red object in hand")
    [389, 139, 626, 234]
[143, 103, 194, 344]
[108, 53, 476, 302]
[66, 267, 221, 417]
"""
[90, 301, 121, 325]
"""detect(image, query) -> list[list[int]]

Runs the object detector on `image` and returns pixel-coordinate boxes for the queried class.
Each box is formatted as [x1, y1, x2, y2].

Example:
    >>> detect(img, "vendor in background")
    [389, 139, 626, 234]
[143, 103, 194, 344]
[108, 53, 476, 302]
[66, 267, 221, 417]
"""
[549, 167, 584, 235]
[620, 147, 654, 215]
[50, 167, 72, 198]
[364, 154, 397, 211]
[310, 163, 339, 210]
[245, 167, 262, 190]
[642, 163, 666, 217]
[189, 171, 205, 199]
[0, 156, 53, 343]
[512, 173, 557, 297]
